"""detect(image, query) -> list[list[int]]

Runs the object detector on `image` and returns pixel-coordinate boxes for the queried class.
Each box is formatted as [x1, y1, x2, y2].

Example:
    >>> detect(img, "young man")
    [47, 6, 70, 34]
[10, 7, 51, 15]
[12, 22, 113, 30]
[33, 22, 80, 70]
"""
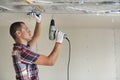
[9, 14, 64, 80]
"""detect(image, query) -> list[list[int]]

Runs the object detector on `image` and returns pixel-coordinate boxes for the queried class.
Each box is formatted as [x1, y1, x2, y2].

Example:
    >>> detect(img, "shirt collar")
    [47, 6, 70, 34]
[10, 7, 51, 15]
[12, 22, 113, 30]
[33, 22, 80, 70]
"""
[13, 43, 30, 47]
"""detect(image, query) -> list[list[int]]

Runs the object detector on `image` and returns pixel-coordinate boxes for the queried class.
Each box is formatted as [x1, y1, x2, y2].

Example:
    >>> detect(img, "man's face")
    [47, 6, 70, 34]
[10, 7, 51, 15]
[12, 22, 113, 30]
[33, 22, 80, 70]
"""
[20, 23, 32, 42]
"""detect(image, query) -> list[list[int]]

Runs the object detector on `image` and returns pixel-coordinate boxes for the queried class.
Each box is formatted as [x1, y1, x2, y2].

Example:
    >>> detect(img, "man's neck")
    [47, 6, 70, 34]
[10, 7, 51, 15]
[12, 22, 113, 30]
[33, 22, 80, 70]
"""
[15, 38, 28, 46]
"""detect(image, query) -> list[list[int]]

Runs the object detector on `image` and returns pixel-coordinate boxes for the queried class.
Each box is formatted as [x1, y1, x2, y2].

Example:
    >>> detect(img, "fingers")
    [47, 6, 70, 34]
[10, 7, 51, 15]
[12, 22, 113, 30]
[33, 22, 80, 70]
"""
[56, 30, 65, 44]
[33, 13, 42, 23]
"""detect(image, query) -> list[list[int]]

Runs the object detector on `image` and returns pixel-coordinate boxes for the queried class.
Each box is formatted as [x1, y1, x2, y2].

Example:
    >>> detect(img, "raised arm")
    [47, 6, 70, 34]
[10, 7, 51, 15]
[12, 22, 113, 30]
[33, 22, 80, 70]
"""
[34, 31, 65, 66]
[29, 15, 42, 48]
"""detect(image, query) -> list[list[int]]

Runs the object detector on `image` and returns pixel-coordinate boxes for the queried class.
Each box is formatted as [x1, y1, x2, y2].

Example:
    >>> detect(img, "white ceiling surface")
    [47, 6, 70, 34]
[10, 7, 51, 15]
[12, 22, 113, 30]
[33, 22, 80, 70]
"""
[0, 13, 120, 29]
[0, 0, 120, 14]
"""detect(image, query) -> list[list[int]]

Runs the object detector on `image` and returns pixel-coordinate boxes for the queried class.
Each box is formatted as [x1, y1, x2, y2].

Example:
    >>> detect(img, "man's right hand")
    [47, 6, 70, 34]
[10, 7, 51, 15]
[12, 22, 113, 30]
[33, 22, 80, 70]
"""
[34, 14, 42, 23]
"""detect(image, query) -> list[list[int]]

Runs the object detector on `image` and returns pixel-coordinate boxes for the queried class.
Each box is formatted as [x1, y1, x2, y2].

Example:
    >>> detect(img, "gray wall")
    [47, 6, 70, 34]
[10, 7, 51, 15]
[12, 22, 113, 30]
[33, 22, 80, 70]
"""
[0, 13, 120, 80]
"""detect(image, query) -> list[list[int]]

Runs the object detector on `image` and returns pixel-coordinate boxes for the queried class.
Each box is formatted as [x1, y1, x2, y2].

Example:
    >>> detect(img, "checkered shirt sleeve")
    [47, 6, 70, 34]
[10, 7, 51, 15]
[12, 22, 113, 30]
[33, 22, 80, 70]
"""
[13, 44, 40, 64]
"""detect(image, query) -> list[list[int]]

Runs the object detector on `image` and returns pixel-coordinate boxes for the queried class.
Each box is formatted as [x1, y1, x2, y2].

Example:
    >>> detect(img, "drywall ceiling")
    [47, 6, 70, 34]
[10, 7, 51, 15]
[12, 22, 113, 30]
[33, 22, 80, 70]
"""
[0, 0, 120, 14]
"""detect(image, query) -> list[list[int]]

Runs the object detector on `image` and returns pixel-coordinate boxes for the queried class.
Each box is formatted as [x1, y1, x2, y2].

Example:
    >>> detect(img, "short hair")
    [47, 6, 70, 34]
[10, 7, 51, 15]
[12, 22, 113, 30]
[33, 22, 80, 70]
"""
[9, 21, 25, 40]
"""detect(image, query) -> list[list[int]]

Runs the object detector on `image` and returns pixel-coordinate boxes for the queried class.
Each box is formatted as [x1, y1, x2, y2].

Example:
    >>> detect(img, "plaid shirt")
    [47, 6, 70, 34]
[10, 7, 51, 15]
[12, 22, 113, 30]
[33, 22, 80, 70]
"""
[12, 43, 40, 80]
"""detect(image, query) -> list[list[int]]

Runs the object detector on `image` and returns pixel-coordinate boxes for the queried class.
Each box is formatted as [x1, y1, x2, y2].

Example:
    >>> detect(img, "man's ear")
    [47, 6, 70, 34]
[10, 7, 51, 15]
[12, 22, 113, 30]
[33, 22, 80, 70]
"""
[16, 30, 21, 37]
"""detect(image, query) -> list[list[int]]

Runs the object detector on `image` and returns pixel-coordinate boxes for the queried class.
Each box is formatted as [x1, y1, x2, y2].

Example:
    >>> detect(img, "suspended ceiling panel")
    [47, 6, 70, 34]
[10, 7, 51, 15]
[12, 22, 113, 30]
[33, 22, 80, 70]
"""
[0, 0, 120, 14]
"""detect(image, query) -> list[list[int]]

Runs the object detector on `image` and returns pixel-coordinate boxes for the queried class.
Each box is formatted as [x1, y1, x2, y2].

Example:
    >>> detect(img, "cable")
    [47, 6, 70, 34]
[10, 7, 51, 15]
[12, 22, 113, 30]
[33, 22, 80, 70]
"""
[66, 37, 71, 80]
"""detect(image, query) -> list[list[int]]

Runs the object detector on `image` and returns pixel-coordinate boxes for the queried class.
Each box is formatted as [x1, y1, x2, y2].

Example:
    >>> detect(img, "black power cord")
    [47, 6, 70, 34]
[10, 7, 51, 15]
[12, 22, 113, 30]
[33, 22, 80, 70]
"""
[66, 37, 71, 80]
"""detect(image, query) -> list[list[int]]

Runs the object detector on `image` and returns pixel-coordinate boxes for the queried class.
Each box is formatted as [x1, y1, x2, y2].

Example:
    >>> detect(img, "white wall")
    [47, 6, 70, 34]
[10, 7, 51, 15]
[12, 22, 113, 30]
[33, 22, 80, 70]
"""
[0, 13, 120, 80]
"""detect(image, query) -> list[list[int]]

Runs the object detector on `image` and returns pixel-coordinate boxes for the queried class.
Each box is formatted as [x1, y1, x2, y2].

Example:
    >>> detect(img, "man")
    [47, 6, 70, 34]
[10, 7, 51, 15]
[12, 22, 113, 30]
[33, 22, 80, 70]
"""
[9, 14, 64, 80]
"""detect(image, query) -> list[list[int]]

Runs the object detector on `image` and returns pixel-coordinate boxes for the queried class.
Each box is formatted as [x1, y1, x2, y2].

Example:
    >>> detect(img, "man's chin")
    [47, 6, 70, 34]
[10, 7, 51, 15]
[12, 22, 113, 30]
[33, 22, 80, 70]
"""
[28, 38, 32, 42]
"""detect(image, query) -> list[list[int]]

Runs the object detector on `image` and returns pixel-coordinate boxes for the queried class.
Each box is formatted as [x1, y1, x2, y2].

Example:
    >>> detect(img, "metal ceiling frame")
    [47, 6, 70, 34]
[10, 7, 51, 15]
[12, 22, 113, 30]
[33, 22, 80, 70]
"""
[0, 0, 120, 14]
